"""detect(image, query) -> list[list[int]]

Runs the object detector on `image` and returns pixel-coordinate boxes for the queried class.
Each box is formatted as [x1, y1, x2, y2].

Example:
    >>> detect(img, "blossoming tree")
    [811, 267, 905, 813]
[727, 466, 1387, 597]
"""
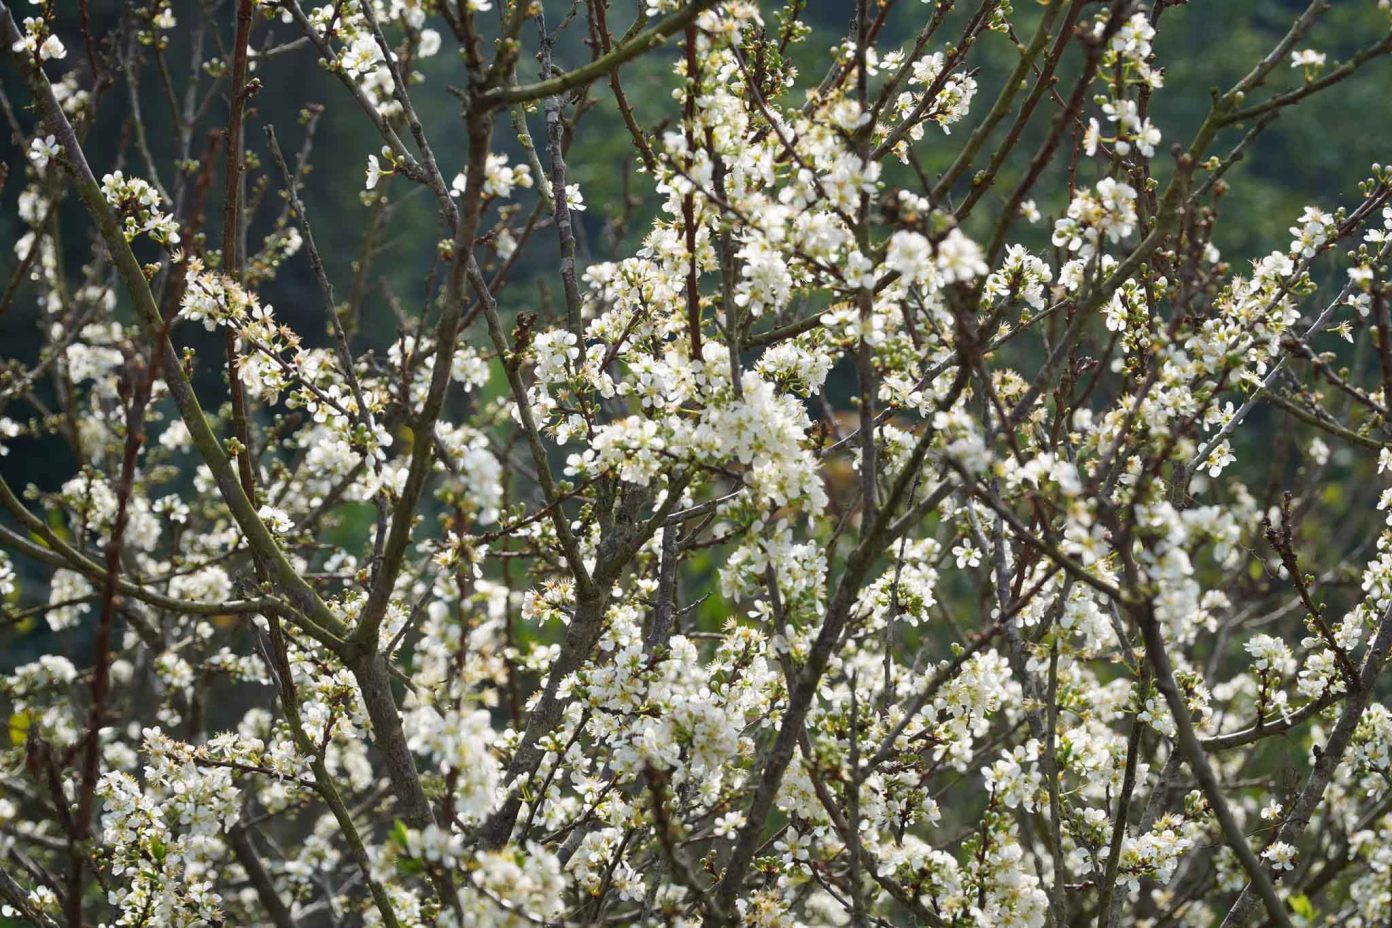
[3, 0, 1392, 925]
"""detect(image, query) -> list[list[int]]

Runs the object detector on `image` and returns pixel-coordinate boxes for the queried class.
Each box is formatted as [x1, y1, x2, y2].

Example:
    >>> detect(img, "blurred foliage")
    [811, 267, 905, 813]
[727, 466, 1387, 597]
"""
[4, 1, 1389, 356]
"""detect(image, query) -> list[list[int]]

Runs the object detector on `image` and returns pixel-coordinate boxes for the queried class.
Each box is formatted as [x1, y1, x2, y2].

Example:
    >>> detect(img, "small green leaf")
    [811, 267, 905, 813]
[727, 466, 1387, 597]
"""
[389, 818, 410, 850]
[1289, 894, 1314, 919]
